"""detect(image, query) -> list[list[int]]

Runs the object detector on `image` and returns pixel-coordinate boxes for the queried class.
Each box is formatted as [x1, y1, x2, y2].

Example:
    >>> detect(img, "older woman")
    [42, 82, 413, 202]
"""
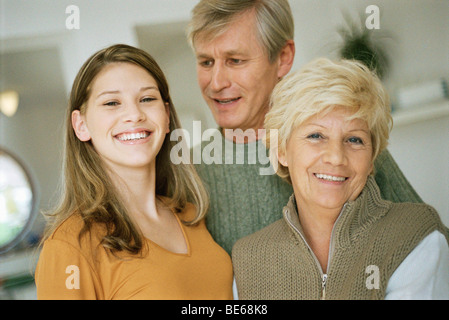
[232, 58, 449, 299]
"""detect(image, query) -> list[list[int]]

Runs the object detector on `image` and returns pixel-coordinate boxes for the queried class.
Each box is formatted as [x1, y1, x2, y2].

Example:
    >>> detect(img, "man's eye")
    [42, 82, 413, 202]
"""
[199, 60, 213, 67]
[230, 58, 243, 64]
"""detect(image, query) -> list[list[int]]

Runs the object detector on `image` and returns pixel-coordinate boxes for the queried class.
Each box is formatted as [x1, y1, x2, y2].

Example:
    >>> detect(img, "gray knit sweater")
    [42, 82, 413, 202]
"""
[195, 134, 422, 254]
[232, 176, 448, 299]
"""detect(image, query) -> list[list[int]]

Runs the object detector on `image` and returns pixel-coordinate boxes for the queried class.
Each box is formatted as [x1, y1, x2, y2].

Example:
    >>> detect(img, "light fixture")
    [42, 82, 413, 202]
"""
[0, 90, 19, 117]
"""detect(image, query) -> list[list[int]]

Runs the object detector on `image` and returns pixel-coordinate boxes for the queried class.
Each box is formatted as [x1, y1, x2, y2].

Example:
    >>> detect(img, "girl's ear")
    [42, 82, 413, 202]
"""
[165, 102, 170, 133]
[72, 110, 91, 141]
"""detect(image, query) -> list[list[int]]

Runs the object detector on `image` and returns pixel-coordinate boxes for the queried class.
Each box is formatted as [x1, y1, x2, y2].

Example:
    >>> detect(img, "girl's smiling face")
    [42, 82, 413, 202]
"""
[72, 62, 169, 175]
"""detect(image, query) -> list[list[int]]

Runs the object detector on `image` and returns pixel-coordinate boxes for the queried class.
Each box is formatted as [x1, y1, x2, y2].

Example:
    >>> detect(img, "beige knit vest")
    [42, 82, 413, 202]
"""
[232, 176, 448, 299]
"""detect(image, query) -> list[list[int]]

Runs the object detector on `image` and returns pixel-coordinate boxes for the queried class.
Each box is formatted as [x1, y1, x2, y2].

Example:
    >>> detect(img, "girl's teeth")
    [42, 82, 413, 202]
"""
[315, 173, 346, 182]
[117, 132, 149, 141]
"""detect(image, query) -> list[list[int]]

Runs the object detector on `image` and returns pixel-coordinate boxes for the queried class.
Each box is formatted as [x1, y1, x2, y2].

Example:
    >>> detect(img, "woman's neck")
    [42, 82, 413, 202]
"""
[295, 200, 342, 273]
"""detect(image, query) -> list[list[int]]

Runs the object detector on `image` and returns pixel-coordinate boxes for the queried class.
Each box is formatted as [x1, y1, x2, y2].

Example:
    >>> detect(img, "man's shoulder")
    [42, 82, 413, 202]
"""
[232, 218, 289, 255]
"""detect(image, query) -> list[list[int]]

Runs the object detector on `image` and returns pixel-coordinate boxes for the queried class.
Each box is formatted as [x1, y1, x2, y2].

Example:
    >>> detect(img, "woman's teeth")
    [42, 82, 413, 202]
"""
[315, 173, 347, 182]
[117, 131, 150, 141]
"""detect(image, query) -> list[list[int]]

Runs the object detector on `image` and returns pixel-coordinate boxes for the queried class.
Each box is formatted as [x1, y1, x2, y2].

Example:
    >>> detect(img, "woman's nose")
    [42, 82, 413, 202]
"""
[322, 141, 347, 166]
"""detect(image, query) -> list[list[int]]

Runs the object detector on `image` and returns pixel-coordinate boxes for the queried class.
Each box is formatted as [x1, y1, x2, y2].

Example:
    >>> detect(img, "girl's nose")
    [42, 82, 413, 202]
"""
[123, 102, 146, 123]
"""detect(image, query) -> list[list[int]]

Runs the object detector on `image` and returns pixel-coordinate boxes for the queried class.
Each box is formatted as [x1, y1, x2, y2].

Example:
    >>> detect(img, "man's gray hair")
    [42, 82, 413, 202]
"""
[187, 0, 294, 63]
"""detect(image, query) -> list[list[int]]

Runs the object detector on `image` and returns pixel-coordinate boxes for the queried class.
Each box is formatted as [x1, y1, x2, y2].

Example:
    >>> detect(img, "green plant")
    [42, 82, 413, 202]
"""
[338, 12, 390, 80]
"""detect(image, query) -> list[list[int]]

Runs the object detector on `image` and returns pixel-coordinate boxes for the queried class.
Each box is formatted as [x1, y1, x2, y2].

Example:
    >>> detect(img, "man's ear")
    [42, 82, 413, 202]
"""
[276, 39, 295, 79]
[71, 110, 91, 141]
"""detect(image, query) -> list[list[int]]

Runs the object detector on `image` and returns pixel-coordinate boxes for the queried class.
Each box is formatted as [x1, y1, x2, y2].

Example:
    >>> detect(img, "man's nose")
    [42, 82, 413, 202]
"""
[209, 63, 231, 92]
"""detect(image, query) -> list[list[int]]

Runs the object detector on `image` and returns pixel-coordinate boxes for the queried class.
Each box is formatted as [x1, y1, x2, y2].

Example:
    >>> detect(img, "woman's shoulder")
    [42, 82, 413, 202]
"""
[381, 201, 447, 241]
[387, 201, 441, 224]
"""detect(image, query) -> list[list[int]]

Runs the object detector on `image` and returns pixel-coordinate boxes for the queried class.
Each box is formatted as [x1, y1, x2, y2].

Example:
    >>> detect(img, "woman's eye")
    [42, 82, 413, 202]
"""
[307, 133, 323, 140]
[348, 137, 364, 144]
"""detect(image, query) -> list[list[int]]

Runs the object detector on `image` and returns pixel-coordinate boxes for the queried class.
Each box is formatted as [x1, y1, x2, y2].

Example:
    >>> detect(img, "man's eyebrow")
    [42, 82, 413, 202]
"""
[196, 53, 211, 60]
[196, 50, 247, 59]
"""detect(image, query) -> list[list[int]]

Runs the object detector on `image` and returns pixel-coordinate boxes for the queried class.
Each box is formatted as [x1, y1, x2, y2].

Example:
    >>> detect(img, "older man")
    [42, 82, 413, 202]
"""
[187, 0, 421, 254]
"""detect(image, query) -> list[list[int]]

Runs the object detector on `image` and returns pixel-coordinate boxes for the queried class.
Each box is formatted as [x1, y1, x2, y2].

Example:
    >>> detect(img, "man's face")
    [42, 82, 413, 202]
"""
[193, 11, 283, 132]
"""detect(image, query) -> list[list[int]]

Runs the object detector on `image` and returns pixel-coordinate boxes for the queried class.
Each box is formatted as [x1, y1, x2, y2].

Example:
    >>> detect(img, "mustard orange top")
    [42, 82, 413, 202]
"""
[35, 203, 233, 300]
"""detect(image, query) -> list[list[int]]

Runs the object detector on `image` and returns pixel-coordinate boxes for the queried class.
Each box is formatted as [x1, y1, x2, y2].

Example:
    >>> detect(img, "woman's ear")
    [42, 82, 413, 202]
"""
[72, 110, 91, 141]
[277, 148, 288, 167]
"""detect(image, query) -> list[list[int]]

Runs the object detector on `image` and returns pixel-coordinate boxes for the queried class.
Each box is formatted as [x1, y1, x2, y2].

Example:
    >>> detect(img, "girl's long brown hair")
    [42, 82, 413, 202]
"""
[41, 44, 208, 255]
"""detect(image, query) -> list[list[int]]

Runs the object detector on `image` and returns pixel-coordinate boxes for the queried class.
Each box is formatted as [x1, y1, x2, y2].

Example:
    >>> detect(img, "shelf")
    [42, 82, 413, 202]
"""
[392, 100, 449, 128]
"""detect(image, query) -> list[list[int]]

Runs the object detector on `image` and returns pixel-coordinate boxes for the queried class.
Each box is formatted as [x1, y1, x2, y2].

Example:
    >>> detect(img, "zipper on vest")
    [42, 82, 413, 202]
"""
[284, 203, 346, 300]
[321, 274, 328, 300]
[284, 212, 326, 298]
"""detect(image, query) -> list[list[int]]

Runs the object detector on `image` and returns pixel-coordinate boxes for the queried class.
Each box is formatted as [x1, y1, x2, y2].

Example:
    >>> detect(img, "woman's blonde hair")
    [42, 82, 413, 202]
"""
[264, 58, 393, 184]
[42, 44, 208, 255]
[187, 0, 294, 63]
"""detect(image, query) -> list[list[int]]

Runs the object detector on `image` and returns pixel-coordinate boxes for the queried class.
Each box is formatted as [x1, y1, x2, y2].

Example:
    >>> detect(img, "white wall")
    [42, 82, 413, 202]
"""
[1, 0, 448, 231]
[389, 116, 449, 226]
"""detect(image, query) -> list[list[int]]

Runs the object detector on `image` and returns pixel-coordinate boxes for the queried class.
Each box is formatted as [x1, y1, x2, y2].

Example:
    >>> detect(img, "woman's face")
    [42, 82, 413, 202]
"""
[279, 107, 373, 213]
[72, 62, 170, 175]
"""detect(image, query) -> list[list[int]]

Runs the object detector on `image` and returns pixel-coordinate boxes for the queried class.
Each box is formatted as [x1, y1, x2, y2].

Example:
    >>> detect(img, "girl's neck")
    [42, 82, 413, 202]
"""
[109, 162, 159, 219]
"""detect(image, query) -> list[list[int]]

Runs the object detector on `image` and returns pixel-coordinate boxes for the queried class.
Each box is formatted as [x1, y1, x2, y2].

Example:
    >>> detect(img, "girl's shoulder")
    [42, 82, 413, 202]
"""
[159, 196, 200, 225]
[177, 201, 198, 222]
[47, 213, 106, 250]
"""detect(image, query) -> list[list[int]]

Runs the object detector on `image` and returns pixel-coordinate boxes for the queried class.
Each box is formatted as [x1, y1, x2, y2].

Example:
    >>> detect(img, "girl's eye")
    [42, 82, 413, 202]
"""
[104, 101, 119, 106]
[141, 97, 156, 103]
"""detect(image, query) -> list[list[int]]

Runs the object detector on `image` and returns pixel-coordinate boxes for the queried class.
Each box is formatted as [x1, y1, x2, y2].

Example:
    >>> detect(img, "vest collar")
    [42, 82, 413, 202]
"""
[283, 176, 392, 248]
